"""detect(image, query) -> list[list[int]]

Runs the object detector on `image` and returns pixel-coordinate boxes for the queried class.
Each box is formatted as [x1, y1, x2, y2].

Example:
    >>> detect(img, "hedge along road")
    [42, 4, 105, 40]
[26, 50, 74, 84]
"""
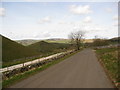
[10, 48, 114, 88]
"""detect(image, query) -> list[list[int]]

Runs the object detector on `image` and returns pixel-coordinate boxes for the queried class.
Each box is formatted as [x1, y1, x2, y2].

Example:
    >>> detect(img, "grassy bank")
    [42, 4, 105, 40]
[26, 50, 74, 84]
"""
[3, 50, 80, 88]
[3, 51, 62, 68]
[95, 47, 119, 87]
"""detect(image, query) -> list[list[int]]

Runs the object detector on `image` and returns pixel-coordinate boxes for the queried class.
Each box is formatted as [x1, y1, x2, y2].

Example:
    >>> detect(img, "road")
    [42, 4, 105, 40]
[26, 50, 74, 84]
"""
[10, 49, 114, 88]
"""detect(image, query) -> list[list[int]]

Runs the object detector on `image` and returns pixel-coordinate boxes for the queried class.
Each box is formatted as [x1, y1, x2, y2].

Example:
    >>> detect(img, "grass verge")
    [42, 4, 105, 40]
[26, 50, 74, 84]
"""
[3, 50, 67, 68]
[95, 47, 119, 88]
[2, 50, 80, 88]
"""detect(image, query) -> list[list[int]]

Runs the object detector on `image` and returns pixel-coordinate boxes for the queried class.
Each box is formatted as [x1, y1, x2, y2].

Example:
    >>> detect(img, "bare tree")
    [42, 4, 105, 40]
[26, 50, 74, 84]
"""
[68, 31, 85, 50]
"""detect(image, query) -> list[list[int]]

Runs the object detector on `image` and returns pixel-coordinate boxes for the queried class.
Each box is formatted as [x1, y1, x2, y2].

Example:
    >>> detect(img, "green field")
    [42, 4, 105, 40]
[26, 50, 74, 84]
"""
[45, 39, 70, 44]
[95, 47, 119, 87]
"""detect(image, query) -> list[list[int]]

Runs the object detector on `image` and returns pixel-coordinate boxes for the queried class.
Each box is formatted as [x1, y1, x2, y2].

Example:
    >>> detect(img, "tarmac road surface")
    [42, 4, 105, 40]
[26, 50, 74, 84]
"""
[10, 48, 114, 88]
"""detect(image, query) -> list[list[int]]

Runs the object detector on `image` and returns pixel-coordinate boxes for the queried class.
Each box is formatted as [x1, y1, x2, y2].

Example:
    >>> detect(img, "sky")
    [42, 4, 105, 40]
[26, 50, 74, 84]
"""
[0, 1, 119, 40]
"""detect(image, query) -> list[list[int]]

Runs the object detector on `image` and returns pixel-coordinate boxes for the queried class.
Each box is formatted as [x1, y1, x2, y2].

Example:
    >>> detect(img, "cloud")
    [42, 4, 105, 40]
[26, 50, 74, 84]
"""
[106, 8, 112, 13]
[83, 16, 92, 23]
[58, 14, 72, 25]
[69, 5, 92, 15]
[24, 0, 37, 2]
[0, 8, 5, 16]
[38, 16, 51, 24]
[43, 32, 51, 37]
[112, 15, 119, 26]
[113, 15, 118, 20]
[59, 21, 67, 24]
[113, 21, 118, 26]
[33, 32, 51, 38]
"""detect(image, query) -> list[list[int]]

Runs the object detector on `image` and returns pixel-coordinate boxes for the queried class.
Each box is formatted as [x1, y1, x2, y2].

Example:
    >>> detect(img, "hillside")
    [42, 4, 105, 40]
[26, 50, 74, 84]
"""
[2, 35, 40, 65]
[108, 37, 120, 44]
[27, 41, 71, 55]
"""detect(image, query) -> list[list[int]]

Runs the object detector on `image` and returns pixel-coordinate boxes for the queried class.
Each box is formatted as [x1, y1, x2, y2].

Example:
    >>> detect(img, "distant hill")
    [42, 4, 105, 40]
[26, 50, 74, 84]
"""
[16, 39, 40, 46]
[16, 38, 70, 46]
[2, 35, 40, 64]
[16, 38, 95, 46]
[27, 41, 71, 55]
[46, 38, 67, 41]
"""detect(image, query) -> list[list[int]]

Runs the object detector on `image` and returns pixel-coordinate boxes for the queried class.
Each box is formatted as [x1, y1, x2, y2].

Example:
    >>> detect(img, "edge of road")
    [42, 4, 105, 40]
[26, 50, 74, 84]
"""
[93, 49, 117, 89]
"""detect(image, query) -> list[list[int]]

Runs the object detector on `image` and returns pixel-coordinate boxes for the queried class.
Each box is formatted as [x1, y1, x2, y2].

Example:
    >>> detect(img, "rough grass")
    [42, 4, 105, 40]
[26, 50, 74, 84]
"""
[95, 47, 119, 87]
[2, 50, 80, 88]
[27, 41, 71, 54]
[2, 35, 40, 67]
[2, 35, 72, 67]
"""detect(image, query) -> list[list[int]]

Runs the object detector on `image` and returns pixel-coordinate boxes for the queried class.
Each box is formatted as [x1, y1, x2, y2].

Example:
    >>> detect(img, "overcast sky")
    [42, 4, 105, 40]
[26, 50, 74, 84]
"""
[0, 1, 118, 40]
